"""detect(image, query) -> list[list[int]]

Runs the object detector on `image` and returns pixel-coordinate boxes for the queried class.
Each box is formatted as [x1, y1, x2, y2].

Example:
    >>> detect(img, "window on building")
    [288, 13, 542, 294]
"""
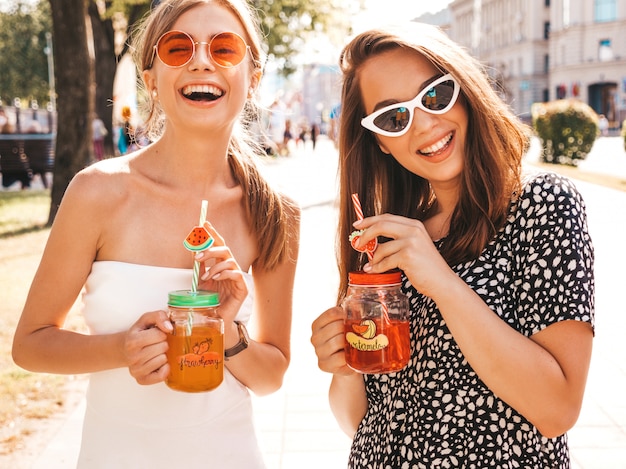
[544, 54, 549, 73]
[544, 22, 550, 39]
[599, 39, 614, 61]
[595, 0, 616, 22]
[545, 0, 550, 6]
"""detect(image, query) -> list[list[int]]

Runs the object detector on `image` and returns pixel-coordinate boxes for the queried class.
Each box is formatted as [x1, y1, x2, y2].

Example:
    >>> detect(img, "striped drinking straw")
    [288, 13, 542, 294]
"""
[351, 193, 391, 325]
[188, 199, 208, 336]
[351, 193, 373, 262]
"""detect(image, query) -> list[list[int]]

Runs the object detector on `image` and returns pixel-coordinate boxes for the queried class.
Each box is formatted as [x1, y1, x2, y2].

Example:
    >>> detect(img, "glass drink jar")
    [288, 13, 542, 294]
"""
[342, 270, 411, 374]
[166, 290, 224, 392]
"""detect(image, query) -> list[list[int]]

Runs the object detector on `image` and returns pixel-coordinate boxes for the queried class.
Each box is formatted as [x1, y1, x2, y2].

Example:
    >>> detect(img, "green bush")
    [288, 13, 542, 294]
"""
[532, 99, 598, 166]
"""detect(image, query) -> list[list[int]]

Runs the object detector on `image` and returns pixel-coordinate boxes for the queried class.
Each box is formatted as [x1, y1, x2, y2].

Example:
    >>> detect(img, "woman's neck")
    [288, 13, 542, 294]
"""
[139, 132, 236, 191]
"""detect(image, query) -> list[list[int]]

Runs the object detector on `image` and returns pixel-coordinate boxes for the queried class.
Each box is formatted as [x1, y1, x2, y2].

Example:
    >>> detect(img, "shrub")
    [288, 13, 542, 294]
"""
[532, 99, 598, 166]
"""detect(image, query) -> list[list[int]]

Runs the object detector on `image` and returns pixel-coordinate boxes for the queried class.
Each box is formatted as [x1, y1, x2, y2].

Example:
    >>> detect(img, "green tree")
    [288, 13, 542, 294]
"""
[89, 0, 150, 158]
[0, 0, 52, 105]
[47, 0, 93, 223]
[250, 0, 352, 76]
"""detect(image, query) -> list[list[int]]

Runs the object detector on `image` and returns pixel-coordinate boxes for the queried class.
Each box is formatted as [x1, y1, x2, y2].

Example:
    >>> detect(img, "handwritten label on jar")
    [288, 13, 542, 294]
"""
[176, 337, 221, 371]
[346, 319, 389, 351]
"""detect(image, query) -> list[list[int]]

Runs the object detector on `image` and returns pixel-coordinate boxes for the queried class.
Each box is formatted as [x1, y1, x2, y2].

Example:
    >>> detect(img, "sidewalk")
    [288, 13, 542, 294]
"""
[247, 137, 352, 467]
[33, 136, 626, 468]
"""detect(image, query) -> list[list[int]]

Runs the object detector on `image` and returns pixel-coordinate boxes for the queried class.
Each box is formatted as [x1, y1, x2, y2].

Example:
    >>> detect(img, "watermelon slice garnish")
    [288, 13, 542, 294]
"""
[349, 229, 377, 253]
[183, 225, 214, 251]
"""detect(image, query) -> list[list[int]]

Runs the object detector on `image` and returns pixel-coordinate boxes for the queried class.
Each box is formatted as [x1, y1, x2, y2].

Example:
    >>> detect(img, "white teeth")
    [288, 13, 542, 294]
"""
[419, 132, 453, 155]
[182, 84, 223, 97]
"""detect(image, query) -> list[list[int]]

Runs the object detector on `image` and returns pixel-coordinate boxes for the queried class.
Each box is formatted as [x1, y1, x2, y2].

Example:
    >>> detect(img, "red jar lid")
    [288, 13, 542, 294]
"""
[348, 270, 402, 286]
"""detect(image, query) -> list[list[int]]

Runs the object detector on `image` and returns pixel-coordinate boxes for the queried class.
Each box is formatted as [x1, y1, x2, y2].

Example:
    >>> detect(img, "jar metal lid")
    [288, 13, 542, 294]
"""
[348, 270, 402, 286]
[168, 290, 220, 307]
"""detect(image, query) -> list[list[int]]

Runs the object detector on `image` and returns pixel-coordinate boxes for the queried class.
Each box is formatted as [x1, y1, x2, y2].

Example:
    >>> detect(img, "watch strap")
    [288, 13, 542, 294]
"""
[224, 321, 249, 359]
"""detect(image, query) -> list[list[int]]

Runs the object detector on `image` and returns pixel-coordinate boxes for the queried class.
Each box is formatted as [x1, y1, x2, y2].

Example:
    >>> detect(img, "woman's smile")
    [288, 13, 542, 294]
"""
[181, 84, 224, 102]
[417, 130, 454, 156]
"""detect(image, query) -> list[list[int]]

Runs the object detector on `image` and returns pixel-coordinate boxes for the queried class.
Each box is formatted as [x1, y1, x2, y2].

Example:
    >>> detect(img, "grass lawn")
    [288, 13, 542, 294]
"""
[0, 189, 85, 457]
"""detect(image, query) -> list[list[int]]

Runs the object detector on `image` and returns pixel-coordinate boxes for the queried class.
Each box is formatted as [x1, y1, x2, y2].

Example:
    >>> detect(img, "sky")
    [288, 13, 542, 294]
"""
[353, 0, 454, 31]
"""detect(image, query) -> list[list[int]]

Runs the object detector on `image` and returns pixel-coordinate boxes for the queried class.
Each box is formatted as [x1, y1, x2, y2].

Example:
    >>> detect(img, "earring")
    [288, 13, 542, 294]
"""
[152, 89, 158, 99]
[247, 88, 254, 98]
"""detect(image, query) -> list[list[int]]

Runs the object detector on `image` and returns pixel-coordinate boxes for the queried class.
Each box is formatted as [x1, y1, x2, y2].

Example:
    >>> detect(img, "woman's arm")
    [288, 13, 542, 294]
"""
[12, 169, 172, 380]
[209, 202, 300, 396]
[429, 273, 592, 438]
[311, 306, 368, 437]
[329, 373, 368, 438]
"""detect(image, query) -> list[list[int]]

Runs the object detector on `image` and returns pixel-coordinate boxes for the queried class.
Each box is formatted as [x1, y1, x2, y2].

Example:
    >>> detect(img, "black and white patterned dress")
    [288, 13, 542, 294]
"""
[348, 172, 595, 469]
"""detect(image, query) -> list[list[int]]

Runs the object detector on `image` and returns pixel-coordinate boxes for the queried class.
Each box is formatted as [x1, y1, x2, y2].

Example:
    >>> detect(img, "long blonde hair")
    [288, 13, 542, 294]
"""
[336, 24, 530, 302]
[130, 0, 296, 271]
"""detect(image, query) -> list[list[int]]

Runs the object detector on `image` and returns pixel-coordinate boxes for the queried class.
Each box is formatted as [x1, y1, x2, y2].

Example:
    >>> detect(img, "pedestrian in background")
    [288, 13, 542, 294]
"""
[0, 107, 14, 133]
[598, 114, 609, 136]
[117, 106, 134, 155]
[283, 119, 293, 155]
[92, 115, 108, 161]
[311, 122, 319, 151]
[311, 23, 594, 468]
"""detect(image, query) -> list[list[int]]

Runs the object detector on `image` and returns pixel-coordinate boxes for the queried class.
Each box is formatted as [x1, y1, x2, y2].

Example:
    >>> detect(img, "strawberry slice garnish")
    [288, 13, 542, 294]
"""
[349, 230, 378, 253]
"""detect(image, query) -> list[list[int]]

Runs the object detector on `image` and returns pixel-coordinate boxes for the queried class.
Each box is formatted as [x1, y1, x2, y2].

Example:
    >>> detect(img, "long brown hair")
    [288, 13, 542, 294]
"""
[336, 24, 530, 302]
[130, 0, 297, 271]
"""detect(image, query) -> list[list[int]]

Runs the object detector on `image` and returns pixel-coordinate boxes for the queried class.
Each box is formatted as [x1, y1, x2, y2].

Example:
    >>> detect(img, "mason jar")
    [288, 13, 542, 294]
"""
[342, 270, 410, 374]
[165, 290, 223, 392]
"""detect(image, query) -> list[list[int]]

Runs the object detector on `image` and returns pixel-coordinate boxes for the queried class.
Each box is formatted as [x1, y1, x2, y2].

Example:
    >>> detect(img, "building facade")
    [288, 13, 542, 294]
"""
[548, 0, 626, 128]
[428, 0, 626, 128]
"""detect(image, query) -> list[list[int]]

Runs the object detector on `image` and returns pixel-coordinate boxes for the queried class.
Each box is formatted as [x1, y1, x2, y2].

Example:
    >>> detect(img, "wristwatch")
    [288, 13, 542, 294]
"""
[224, 321, 249, 359]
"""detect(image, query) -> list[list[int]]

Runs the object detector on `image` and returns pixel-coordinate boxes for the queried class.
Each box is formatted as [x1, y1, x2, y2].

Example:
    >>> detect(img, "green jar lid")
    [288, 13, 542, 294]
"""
[168, 290, 220, 307]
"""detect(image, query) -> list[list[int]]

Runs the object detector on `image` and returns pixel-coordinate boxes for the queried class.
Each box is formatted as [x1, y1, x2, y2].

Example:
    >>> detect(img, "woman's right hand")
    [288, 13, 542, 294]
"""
[311, 306, 355, 376]
[124, 310, 173, 385]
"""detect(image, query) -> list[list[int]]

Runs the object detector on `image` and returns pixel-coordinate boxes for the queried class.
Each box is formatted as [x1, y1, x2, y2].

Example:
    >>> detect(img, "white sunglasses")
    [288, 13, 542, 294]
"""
[361, 74, 460, 137]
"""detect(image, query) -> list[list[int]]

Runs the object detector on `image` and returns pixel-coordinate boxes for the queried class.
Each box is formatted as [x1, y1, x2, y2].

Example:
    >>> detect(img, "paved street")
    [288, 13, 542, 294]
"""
[34, 135, 626, 468]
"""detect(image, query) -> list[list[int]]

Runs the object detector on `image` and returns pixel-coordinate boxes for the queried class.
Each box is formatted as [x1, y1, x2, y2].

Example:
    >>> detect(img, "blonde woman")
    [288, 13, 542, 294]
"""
[13, 1, 299, 466]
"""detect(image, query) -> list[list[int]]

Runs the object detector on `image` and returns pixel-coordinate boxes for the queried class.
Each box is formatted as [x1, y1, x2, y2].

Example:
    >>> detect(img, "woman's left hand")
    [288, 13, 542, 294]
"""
[195, 221, 248, 324]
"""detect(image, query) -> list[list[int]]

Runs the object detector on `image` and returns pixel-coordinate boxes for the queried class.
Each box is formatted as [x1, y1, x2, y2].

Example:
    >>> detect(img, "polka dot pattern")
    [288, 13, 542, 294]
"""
[348, 173, 594, 468]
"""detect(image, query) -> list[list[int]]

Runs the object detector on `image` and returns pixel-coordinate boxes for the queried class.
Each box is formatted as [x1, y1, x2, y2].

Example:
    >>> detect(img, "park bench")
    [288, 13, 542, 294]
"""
[0, 134, 55, 189]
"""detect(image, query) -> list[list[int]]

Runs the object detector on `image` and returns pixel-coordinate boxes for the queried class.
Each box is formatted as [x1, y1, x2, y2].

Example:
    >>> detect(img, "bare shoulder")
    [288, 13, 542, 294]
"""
[71, 154, 132, 187]
[64, 154, 135, 207]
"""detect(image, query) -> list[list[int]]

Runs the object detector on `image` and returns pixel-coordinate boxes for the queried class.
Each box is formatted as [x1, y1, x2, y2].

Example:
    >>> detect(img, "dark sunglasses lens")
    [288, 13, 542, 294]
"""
[373, 107, 411, 133]
[210, 33, 247, 67]
[157, 32, 194, 66]
[421, 80, 456, 111]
